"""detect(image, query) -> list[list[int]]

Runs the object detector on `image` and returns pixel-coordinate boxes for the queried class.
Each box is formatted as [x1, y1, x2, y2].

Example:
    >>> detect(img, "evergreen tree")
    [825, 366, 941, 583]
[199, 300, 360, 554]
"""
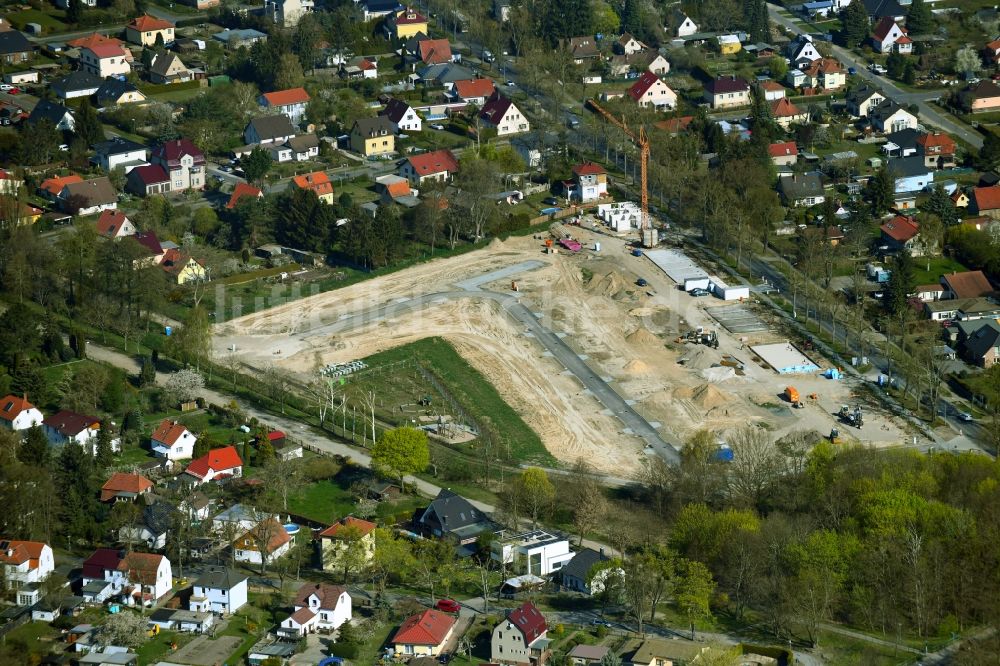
[865, 165, 894, 215]
[18, 426, 49, 467]
[140, 356, 156, 387]
[749, 83, 781, 149]
[902, 61, 916, 84]
[977, 131, 1000, 171]
[257, 439, 276, 464]
[925, 184, 959, 226]
[541, 0, 593, 46]
[906, 0, 933, 34]
[67, 0, 84, 25]
[885, 250, 916, 315]
[242, 147, 272, 186]
[619, 0, 640, 35]
[744, 0, 770, 43]
[886, 52, 906, 80]
[841, 0, 869, 47]
[95, 427, 114, 469]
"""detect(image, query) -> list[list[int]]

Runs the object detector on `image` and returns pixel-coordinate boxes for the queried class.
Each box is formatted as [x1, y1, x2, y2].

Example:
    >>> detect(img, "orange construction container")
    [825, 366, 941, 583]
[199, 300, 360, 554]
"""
[784, 386, 800, 403]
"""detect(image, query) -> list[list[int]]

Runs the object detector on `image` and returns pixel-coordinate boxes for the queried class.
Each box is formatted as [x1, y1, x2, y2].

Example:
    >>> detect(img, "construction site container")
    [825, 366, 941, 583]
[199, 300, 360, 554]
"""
[709, 275, 750, 301]
[784, 386, 800, 403]
[684, 277, 711, 292]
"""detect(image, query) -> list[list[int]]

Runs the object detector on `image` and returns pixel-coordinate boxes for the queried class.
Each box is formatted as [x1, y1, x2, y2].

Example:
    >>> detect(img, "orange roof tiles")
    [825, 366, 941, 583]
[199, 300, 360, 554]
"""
[452, 78, 495, 99]
[972, 185, 1000, 211]
[768, 141, 798, 157]
[319, 516, 377, 538]
[393, 609, 456, 646]
[40, 174, 83, 197]
[128, 15, 174, 31]
[100, 472, 153, 502]
[406, 149, 459, 177]
[226, 182, 263, 209]
[770, 98, 804, 117]
[262, 87, 310, 107]
[0, 394, 36, 423]
[880, 215, 919, 242]
[292, 171, 333, 198]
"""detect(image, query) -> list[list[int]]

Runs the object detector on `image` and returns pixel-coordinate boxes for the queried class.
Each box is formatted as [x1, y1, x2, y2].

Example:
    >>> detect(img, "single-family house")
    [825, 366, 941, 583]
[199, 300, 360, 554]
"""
[392, 609, 456, 657]
[148, 609, 215, 634]
[286, 133, 320, 161]
[558, 548, 614, 595]
[568, 646, 610, 666]
[616, 33, 648, 56]
[0, 169, 22, 195]
[260, 87, 310, 124]
[79, 41, 132, 79]
[233, 518, 291, 565]
[480, 91, 530, 136]
[970, 185, 1000, 218]
[960, 80, 1000, 113]
[82, 549, 172, 605]
[150, 419, 197, 460]
[879, 214, 922, 253]
[125, 15, 175, 47]
[964, 321, 1000, 367]
[417, 38, 453, 65]
[914, 283, 946, 302]
[760, 80, 786, 101]
[264, 0, 314, 27]
[388, 7, 429, 40]
[95, 79, 147, 107]
[39, 174, 82, 202]
[888, 155, 934, 195]
[0, 395, 44, 431]
[984, 39, 1000, 67]
[58, 177, 118, 216]
[770, 98, 809, 128]
[399, 149, 459, 185]
[27, 99, 75, 131]
[52, 71, 103, 100]
[100, 472, 153, 503]
[292, 171, 335, 204]
[226, 183, 264, 209]
[672, 10, 698, 37]
[375, 174, 417, 206]
[564, 36, 600, 64]
[779, 172, 825, 206]
[571, 161, 608, 203]
[278, 583, 352, 637]
[864, 0, 905, 22]
[212, 504, 258, 534]
[184, 445, 243, 484]
[212, 28, 267, 49]
[380, 98, 422, 133]
[627, 71, 676, 110]
[623, 639, 710, 666]
[318, 516, 377, 572]
[419, 62, 475, 85]
[953, 189, 970, 208]
[786, 34, 821, 66]
[491, 602, 550, 666]
[846, 85, 886, 118]
[449, 78, 496, 105]
[245, 115, 297, 146]
[717, 34, 742, 54]
[871, 17, 911, 54]
[350, 117, 396, 156]
[132, 231, 165, 265]
[92, 137, 148, 173]
[941, 270, 995, 299]
[0, 540, 54, 602]
[870, 101, 918, 133]
[119, 501, 178, 550]
[416, 488, 497, 546]
[148, 52, 192, 85]
[654, 116, 694, 135]
[882, 128, 921, 158]
[704, 76, 750, 109]
[768, 141, 799, 166]
[800, 58, 846, 90]
[915, 132, 957, 169]
[342, 56, 378, 79]
[96, 210, 135, 240]
[190, 567, 248, 615]
[491, 530, 574, 576]
[362, 0, 404, 21]
[42, 410, 105, 451]
[0, 30, 35, 65]
[144, 138, 205, 194]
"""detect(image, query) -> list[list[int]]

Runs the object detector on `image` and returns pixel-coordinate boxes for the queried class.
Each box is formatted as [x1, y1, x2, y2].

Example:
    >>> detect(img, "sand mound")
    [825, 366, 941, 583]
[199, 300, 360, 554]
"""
[590, 270, 627, 298]
[488, 237, 505, 250]
[623, 359, 652, 374]
[675, 383, 736, 410]
[629, 307, 657, 317]
[626, 327, 659, 345]
[701, 366, 736, 382]
[678, 346, 722, 370]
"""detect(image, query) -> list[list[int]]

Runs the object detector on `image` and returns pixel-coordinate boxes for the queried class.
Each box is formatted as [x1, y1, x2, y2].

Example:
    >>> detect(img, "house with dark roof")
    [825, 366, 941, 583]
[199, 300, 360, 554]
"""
[51, 71, 103, 100]
[418, 62, 475, 85]
[148, 52, 192, 85]
[350, 117, 396, 156]
[95, 79, 147, 107]
[190, 567, 248, 614]
[149, 138, 205, 193]
[81, 549, 172, 605]
[416, 488, 496, 545]
[212, 28, 268, 50]
[963, 321, 1000, 367]
[887, 155, 934, 196]
[379, 98, 422, 133]
[704, 76, 750, 109]
[563, 36, 599, 64]
[779, 172, 825, 207]
[0, 30, 35, 65]
[491, 601, 550, 666]
[480, 91, 529, 136]
[42, 410, 106, 453]
[863, 0, 905, 22]
[361, 0, 404, 21]
[278, 582, 352, 637]
[960, 80, 1000, 113]
[92, 137, 148, 172]
[244, 115, 297, 146]
[558, 548, 614, 595]
[0, 394, 44, 431]
[881, 128, 921, 158]
[870, 101, 917, 133]
[27, 99, 75, 131]
[391, 609, 456, 657]
[60, 176, 118, 216]
[399, 149, 459, 185]
[119, 500, 179, 550]
[846, 85, 886, 118]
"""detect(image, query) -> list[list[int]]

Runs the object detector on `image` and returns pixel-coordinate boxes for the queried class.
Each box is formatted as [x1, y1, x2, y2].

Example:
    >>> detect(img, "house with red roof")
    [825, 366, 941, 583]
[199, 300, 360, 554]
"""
[571, 162, 607, 203]
[226, 183, 264, 209]
[160, 248, 207, 285]
[278, 582, 352, 637]
[770, 98, 809, 129]
[151, 419, 197, 460]
[125, 15, 175, 47]
[969, 184, 1000, 218]
[480, 91, 529, 136]
[984, 39, 1000, 66]
[654, 116, 694, 135]
[132, 230, 165, 266]
[42, 410, 112, 455]
[260, 87, 311, 124]
[399, 149, 459, 185]
[233, 517, 291, 565]
[184, 445, 243, 485]
[627, 71, 676, 110]
[0, 394, 43, 431]
[880, 215, 925, 254]
[128, 138, 206, 196]
[0, 540, 54, 604]
[491, 602, 549, 666]
[38, 174, 83, 202]
[871, 17, 910, 54]
[387, 7, 429, 40]
[915, 132, 956, 169]
[96, 209, 136, 239]
[418, 39, 452, 65]
[392, 609, 457, 657]
[79, 40, 132, 78]
[800, 58, 846, 90]
[318, 516, 378, 573]
[450, 78, 496, 105]
[941, 270, 995, 300]
[82, 549, 173, 605]
[768, 141, 798, 167]
[292, 171, 335, 204]
[759, 80, 786, 101]
[100, 472, 154, 503]
[704, 75, 750, 109]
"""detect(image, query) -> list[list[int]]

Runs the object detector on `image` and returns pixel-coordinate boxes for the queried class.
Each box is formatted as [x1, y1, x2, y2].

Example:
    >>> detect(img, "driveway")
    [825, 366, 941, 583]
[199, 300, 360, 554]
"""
[169, 634, 242, 666]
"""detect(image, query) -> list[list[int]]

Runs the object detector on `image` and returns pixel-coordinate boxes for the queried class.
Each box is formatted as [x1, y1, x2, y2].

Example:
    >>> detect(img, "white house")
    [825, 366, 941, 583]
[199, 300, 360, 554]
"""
[82, 549, 173, 606]
[264, 0, 314, 28]
[490, 530, 574, 576]
[148, 609, 215, 634]
[617, 33, 647, 55]
[871, 101, 918, 133]
[871, 17, 911, 54]
[479, 91, 529, 136]
[184, 446, 243, 485]
[190, 568, 248, 615]
[627, 71, 676, 109]
[673, 10, 698, 37]
[150, 420, 197, 460]
[398, 149, 459, 185]
[212, 504, 258, 535]
[42, 410, 103, 450]
[233, 518, 291, 565]
[379, 98, 422, 133]
[0, 540, 54, 603]
[0, 395, 44, 431]
[490, 602, 549, 666]
[92, 138, 148, 173]
[277, 583, 352, 638]
[96, 210, 137, 240]
[598, 202, 641, 232]
[259, 87, 311, 125]
[786, 34, 821, 65]
[79, 44, 131, 78]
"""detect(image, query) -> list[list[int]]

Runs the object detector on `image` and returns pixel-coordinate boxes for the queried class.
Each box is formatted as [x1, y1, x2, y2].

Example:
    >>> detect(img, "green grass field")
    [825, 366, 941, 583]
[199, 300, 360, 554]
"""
[911, 255, 968, 286]
[6, 9, 67, 34]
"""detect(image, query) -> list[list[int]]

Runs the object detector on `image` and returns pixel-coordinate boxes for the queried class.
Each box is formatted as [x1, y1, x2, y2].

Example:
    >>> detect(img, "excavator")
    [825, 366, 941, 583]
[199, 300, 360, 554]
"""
[838, 404, 864, 428]
[676, 326, 719, 349]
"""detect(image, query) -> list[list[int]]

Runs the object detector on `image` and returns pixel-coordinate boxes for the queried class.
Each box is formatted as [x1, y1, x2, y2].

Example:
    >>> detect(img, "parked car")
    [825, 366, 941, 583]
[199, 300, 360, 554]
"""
[438, 655, 452, 664]
[430, 123, 445, 130]
[848, 67, 857, 75]
[543, 196, 559, 205]
[435, 598, 461, 613]
[689, 288, 710, 297]
[506, 80, 516, 87]
[636, 278, 648, 287]
[5, 87, 20, 95]
[0, 84, 13, 91]
[958, 412, 974, 422]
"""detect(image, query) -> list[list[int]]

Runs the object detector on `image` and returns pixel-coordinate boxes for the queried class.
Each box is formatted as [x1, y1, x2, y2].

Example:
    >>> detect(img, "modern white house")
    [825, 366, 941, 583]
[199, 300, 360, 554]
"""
[0, 540, 54, 604]
[81, 549, 173, 606]
[277, 583, 352, 637]
[673, 10, 698, 37]
[42, 410, 103, 450]
[379, 98, 422, 133]
[150, 420, 197, 460]
[491, 530, 575, 576]
[0, 395, 44, 431]
[479, 91, 529, 136]
[190, 568, 248, 615]
[92, 138, 148, 173]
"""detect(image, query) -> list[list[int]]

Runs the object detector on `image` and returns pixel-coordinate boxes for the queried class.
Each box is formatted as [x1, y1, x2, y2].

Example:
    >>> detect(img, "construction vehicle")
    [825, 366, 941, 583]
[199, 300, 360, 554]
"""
[784, 386, 803, 408]
[829, 428, 841, 444]
[586, 99, 657, 248]
[838, 404, 863, 428]
[676, 327, 719, 348]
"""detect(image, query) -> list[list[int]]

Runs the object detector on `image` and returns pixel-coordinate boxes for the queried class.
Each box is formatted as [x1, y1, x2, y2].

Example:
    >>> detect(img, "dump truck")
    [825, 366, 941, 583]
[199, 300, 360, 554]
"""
[785, 386, 802, 408]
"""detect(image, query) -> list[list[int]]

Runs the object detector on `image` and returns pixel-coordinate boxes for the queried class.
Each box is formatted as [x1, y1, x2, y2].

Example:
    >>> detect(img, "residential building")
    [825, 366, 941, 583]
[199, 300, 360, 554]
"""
[953, 190, 970, 208]
[151, 419, 197, 460]
[52, 71, 103, 100]
[960, 80, 1000, 113]
[392, 609, 456, 657]
[846, 85, 886, 118]
[361, 0, 404, 21]
[388, 7, 428, 39]
[672, 10, 698, 37]
[81, 549, 172, 605]
[184, 445, 243, 484]
[870, 101, 918, 133]
[119, 501, 178, 550]
[42, 410, 105, 451]
[882, 128, 921, 158]
[623, 639, 710, 666]
[278, 583, 352, 637]
[627, 72, 676, 110]
[480, 91, 529, 136]
[768, 141, 798, 166]
[375, 174, 415, 205]
[970, 185, 1000, 218]
[125, 15, 175, 47]
[491, 602, 549, 666]
[491, 530, 573, 576]
[800, 58, 846, 90]
[148, 53, 192, 85]
[212, 504, 258, 534]
[941, 270, 995, 299]
[39, 174, 82, 202]
[80, 42, 131, 78]
[964, 321, 1000, 367]
[58, 177, 118, 216]
[0, 169, 22, 195]
[100, 472, 153, 502]
[770, 98, 809, 129]
[150, 138, 206, 193]
[233, 518, 291, 565]
[880, 215, 924, 254]
[127, 165, 171, 196]
[779, 172, 825, 206]
[0, 30, 34, 65]
[871, 17, 911, 53]
[95, 79, 147, 107]
[570, 162, 608, 203]
[92, 137, 148, 173]
[785, 34, 821, 65]
[717, 34, 742, 54]
[380, 98, 422, 133]
[190, 568, 248, 615]
[292, 171, 335, 204]
[399, 149, 459, 185]
[888, 155, 934, 196]
[27, 99, 74, 131]
[704, 76, 750, 109]
[863, 0, 905, 22]
[148, 609, 215, 634]
[264, 0, 314, 27]
[416, 488, 496, 545]
[260, 87, 310, 124]
[915, 132, 957, 169]
[616, 33, 648, 56]
[0, 540, 54, 602]
[608, 51, 670, 77]
[568, 646, 610, 666]
[0, 395, 43, 431]
[340, 56, 378, 79]
[132, 231, 165, 265]
[96, 210, 136, 239]
[984, 39, 1000, 67]
[244, 115, 297, 146]
[564, 36, 599, 64]
[419, 62, 475, 85]
[318, 517, 377, 572]
[350, 117, 396, 156]
[417, 38, 453, 65]
[760, 80, 786, 100]
[558, 548, 613, 595]
[212, 28, 268, 49]
[226, 183, 264, 209]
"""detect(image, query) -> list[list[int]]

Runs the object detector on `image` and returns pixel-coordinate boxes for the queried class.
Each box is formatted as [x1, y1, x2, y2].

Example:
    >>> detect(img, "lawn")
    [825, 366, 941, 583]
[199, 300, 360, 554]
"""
[6, 9, 67, 34]
[287, 479, 356, 524]
[911, 255, 968, 286]
[149, 87, 207, 104]
[137, 629, 196, 665]
[3, 621, 60, 660]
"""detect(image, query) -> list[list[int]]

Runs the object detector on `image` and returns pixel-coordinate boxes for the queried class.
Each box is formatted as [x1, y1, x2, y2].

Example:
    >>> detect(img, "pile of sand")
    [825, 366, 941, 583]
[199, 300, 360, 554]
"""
[488, 238, 505, 250]
[701, 366, 736, 383]
[623, 359, 652, 374]
[626, 327, 659, 346]
[675, 383, 736, 410]
[679, 346, 722, 370]
[589, 271, 627, 298]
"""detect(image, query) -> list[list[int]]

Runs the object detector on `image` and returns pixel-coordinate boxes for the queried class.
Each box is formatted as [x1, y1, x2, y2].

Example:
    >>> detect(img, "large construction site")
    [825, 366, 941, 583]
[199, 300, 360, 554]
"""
[215, 219, 911, 476]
